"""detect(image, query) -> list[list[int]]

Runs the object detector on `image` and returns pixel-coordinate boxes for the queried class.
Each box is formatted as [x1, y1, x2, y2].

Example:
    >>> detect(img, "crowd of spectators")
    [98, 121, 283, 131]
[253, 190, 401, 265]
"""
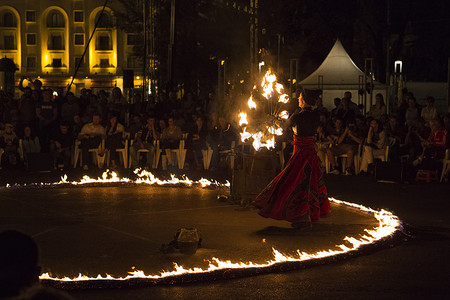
[308, 91, 449, 176]
[0, 82, 449, 179]
[0, 79, 238, 171]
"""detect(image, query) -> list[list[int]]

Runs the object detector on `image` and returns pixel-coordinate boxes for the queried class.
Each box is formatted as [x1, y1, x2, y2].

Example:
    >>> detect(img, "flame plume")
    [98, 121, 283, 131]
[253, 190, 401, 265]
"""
[239, 69, 290, 151]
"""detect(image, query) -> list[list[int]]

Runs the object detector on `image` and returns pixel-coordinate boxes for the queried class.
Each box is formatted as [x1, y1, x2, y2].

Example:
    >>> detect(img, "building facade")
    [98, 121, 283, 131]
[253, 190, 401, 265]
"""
[0, 0, 141, 95]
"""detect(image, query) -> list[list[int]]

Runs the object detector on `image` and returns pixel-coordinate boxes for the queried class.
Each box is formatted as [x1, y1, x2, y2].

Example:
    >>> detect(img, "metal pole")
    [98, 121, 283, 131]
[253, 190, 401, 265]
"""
[249, 0, 254, 84]
[385, 0, 391, 84]
[217, 60, 221, 103]
[143, 0, 148, 100]
[363, 59, 368, 115]
[254, 0, 259, 81]
[168, 0, 175, 85]
[66, 0, 109, 97]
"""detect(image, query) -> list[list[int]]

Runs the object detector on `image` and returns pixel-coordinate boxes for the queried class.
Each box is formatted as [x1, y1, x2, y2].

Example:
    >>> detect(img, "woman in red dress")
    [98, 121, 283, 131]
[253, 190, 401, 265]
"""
[253, 90, 330, 228]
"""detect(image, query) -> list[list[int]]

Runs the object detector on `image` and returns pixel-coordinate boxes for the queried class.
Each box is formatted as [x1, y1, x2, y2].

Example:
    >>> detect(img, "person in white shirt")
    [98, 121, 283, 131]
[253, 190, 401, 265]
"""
[78, 113, 106, 169]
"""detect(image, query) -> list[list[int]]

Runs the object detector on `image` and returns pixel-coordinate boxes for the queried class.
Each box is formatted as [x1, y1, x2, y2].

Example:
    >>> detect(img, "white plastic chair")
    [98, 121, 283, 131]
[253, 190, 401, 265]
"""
[105, 132, 130, 168]
[73, 139, 105, 168]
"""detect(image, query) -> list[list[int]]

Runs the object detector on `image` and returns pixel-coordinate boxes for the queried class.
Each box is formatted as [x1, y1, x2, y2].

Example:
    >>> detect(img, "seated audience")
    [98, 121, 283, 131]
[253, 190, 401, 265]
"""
[186, 116, 208, 170]
[0, 123, 19, 168]
[385, 115, 407, 162]
[326, 118, 364, 175]
[103, 114, 125, 169]
[60, 92, 80, 126]
[36, 88, 57, 153]
[336, 98, 356, 125]
[51, 123, 74, 170]
[405, 97, 421, 127]
[420, 96, 438, 125]
[315, 124, 333, 169]
[368, 93, 387, 120]
[160, 117, 182, 150]
[21, 125, 41, 164]
[129, 115, 159, 169]
[78, 113, 106, 170]
[359, 119, 388, 173]
[414, 119, 448, 168]
[330, 98, 341, 118]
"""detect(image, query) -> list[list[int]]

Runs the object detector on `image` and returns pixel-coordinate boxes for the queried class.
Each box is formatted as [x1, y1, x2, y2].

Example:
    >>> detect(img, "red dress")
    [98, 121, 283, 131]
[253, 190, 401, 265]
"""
[253, 135, 330, 223]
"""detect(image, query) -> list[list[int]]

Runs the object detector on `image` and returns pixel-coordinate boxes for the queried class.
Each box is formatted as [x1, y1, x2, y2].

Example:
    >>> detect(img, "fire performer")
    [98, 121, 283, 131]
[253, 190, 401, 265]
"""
[253, 89, 330, 228]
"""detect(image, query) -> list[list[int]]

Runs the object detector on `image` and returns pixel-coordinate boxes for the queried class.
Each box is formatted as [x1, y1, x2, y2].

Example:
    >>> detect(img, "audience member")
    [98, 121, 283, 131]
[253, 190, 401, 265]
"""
[342, 91, 362, 116]
[315, 124, 333, 169]
[368, 93, 387, 120]
[359, 119, 388, 173]
[51, 123, 74, 170]
[420, 96, 438, 124]
[18, 87, 36, 137]
[127, 115, 144, 142]
[36, 88, 57, 153]
[186, 116, 208, 170]
[129, 115, 159, 169]
[0, 230, 74, 300]
[0, 123, 19, 167]
[0, 230, 40, 298]
[160, 117, 182, 150]
[385, 115, 407, 162]
[103, 114, 125, 169]
[60, 92, 80, 126]
[108, 87, 128, 124]
[326, 118, 364, 175]
[414, 119, 448, 168]
[21, 125, 41, 164]
[78, 113, 106, 170]
[330, 97, 341, 118]
[405, 96, 421, 127]
[336, 98, 356, 124]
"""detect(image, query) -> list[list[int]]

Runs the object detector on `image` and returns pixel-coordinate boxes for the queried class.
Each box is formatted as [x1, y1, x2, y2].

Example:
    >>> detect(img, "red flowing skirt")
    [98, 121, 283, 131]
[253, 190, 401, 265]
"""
[253, 136, 330, 223]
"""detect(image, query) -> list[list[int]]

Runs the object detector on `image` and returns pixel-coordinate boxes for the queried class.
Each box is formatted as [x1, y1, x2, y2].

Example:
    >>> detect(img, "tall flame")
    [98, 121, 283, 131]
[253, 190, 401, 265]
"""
[279, 111, 289, 119]
[239, 69, 290, 151]
[239, 112, 248, 126]
[248, 96, 257, 109]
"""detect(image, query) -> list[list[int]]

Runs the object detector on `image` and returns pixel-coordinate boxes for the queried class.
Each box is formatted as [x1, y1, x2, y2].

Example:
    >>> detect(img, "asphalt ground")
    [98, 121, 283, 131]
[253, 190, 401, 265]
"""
[0, 169, 449, 299]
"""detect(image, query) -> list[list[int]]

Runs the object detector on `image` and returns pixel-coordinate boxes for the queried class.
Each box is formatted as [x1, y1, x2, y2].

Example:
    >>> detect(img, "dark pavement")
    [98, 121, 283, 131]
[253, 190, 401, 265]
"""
[0, 170, 449, 299]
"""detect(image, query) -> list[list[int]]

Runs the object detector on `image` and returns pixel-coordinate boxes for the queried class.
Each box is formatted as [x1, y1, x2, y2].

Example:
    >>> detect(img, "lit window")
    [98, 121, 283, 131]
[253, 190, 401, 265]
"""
[27, 34, 36, 45]
[100, 59, 110, 68]
[74, 34, 84, 45]
[47, 11, 64, 27]
[26, 11, 36, 22]
[27, 57, 36, 68]
[95, 12, 112, 28]
[74, 11, 84, 22]
[2, 12, 15, 27]
[97, 35, 111, 50]
[3, 36, 14, 50]
[52, 59, 62, 68]
[127, 34, 138, 45]
[49, 35, 63, 50]
[75, 57, 84, 67]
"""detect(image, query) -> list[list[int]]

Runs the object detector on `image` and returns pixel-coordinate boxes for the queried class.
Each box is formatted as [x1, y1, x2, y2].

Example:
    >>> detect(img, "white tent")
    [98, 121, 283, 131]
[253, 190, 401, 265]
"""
[299, 39, 388, 110]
